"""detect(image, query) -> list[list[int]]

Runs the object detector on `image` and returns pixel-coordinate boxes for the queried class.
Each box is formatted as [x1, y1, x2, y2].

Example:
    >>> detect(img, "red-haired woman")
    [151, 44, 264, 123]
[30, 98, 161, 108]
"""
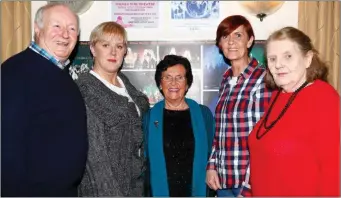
[206, 15, 272, 197]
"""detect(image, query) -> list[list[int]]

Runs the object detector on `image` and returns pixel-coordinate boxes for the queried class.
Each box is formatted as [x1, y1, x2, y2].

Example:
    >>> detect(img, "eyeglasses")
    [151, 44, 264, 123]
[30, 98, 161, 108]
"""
[161, 75, 186, 83]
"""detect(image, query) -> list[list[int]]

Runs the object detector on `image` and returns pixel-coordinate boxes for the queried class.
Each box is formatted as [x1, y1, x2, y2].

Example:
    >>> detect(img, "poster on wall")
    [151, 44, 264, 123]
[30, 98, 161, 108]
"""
[158, 41, 201, 69]
[123, 71, 162, 105]
[169, 1, 220, 30]
[202, 41, 229, 90]
[111, 1, 159, 28]
[125, 41, 158, 69]
[203, 90, 219, 114]
[67, 40, 265, 110]
[67, 41, 92, 80]
[250, 41, 266, 66]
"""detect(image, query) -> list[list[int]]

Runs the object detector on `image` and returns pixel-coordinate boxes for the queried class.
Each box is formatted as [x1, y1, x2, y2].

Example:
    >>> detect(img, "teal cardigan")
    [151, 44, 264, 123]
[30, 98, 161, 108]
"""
[143, 98, 215, 197]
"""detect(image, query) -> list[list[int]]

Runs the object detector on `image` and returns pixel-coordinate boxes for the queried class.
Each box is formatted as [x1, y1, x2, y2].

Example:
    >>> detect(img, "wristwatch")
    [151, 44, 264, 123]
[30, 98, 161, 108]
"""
[47, 1, 94, 15]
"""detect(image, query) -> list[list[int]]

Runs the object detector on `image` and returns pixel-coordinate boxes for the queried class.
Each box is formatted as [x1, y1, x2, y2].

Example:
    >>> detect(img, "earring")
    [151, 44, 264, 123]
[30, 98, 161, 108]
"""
[159, 86, 162, 90]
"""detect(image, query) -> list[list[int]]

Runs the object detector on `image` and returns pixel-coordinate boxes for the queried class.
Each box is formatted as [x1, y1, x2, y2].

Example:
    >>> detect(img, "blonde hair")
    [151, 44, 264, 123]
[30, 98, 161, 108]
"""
[265, 26, 328, 89]
[89, 22, 127, 46]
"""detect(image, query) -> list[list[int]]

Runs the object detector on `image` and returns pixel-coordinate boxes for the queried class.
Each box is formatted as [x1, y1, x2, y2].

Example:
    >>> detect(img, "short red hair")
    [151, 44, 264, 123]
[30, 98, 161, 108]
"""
[216, 15, 255, 49]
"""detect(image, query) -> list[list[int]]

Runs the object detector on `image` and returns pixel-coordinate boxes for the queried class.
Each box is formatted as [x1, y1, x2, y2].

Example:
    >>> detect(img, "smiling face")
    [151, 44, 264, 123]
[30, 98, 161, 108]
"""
[219, 25, 254, 61]
[90, 35, 127, 75]
[34, 5, 78, 62]
[160, 64, 188, 104]
[266, 39, 313, 92]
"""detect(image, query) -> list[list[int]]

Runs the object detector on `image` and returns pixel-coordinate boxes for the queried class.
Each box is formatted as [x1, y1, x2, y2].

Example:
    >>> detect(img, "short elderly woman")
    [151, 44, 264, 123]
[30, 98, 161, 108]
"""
[143, 55, 215, 197]
[76, 22, 150, 196]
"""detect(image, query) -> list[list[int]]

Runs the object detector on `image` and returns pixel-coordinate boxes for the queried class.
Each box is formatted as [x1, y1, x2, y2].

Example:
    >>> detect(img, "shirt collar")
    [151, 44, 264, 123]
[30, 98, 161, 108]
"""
[29, 41, 70, 69]
[223, 58, 260, 80]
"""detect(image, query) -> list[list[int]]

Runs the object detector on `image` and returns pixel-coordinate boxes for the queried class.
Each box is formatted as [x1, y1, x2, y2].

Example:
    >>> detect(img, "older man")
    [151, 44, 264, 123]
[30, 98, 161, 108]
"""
[1, 3, 88, 196]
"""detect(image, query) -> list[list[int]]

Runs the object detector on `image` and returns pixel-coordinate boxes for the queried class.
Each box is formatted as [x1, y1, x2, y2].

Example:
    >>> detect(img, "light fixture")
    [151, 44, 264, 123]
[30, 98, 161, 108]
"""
[47, 1, 94, 15]
[239, 1, 285, 22]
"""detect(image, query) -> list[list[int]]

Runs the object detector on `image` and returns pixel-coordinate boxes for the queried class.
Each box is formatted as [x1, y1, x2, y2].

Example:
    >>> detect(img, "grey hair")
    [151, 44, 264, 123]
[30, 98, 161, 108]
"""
[34, 2, 80, 41]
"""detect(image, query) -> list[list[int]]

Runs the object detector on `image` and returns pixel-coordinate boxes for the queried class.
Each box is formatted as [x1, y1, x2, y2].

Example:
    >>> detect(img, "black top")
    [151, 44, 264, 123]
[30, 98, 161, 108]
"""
[163, 108, 195, 197]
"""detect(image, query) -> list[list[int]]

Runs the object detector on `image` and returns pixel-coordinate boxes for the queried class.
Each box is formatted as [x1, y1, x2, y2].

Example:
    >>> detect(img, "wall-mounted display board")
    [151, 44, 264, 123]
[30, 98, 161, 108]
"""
[67, 40, 265, 113]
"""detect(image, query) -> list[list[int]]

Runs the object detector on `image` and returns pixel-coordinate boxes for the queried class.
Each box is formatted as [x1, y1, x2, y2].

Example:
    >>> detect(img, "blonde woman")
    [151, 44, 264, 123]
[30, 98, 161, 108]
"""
[76, 22, 150, 196]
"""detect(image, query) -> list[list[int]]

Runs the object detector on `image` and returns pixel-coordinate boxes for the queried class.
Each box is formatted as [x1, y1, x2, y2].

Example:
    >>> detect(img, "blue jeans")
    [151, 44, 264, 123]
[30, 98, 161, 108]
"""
[217, 187, 242, 197]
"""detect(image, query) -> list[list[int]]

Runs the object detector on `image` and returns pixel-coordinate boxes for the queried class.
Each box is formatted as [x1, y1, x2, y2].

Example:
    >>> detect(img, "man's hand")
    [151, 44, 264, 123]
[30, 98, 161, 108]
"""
[206, 170, 222, 190]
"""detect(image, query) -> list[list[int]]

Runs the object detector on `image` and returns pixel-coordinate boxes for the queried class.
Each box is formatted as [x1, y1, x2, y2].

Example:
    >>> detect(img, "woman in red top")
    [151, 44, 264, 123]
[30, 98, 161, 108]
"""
[248, 26, 340, 196]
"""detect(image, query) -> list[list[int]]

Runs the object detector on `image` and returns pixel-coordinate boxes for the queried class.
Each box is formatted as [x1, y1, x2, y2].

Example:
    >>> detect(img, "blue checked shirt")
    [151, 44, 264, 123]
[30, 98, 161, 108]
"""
[29, 41, 70, 69]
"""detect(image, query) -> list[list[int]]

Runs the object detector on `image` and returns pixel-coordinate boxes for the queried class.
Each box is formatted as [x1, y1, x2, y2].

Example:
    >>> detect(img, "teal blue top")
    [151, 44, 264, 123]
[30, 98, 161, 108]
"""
[143, 98, 215, 197]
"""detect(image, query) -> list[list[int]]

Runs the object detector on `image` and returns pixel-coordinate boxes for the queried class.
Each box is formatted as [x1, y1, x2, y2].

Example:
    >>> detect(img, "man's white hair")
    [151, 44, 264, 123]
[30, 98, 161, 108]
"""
[34, 2, 80, 41]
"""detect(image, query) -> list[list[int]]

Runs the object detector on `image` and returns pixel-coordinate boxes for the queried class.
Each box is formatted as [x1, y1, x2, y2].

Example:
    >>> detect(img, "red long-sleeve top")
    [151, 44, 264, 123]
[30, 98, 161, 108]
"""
[248, 80, 340, 196]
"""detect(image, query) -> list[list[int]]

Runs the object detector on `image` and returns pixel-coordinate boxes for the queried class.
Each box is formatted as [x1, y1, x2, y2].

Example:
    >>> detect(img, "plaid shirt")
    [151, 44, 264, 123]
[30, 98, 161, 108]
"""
[207, 58, 272, 196]
[29, 41, 70, 69]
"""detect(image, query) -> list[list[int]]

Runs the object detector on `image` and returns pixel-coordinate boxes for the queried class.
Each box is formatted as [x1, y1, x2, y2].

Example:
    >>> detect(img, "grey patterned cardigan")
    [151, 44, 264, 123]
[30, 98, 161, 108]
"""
[75, 72, 150, 197]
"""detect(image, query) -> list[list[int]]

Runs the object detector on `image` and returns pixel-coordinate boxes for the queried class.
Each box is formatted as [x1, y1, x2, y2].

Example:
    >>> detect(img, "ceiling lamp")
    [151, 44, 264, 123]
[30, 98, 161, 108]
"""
[239, 1, 285, 21]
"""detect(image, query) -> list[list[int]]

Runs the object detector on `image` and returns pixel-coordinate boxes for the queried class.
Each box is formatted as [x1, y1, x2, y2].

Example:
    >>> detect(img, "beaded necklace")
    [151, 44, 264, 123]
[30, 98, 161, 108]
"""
[256, 81, 309, 140]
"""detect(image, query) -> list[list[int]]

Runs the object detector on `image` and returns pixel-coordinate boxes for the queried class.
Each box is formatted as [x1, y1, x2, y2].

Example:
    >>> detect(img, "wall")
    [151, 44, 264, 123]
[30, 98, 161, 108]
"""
[31, 1, 298, 41]
[31, 1, 299, 108]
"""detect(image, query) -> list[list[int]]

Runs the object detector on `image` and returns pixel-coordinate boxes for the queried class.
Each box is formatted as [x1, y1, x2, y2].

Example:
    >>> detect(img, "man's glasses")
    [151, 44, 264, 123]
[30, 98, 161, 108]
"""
[161, 75, 186, 83]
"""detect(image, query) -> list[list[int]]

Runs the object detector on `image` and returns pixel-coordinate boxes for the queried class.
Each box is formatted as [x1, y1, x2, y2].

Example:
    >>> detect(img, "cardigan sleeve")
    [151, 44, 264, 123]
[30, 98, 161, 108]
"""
[199, 105, 217, 197]
[142, 109, 151, 158]
[141, 109, 152, 197]
[199, 104, 215, 151]
[78, 107, 124, 196]
[201, 104, 218, 171]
